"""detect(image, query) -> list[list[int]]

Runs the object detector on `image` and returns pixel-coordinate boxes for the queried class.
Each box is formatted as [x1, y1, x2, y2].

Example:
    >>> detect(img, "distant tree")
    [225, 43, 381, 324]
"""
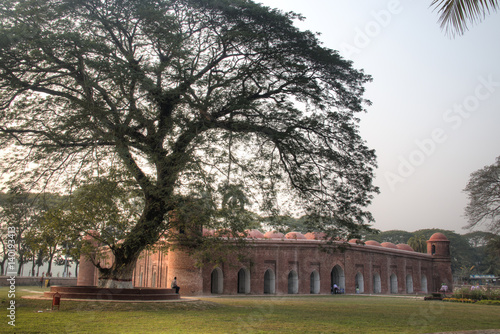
[431, 0, 499, 36]
[415, 229, 476, 273]
[0, 188, 40, 275]
[0, 0, 377, 287]
[407, 234, 427, 253]
[482, 234, 500, 275]
[0, 224, 9, 275]
[28, 207, 72, 275]
[463, 156, 500, 234]
[463, 230, 494, 248]
[365, 230, 412, 244]
[457, 265, 476, 284]
[487, 234, 500, 257]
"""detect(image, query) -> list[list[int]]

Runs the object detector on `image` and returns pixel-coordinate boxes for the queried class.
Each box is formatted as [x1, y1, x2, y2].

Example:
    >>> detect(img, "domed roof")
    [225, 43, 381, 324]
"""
[264, 231, 284, 239]
[396, 244, 414, 251]
[381, 242, 398, 249]
[246, 229, 265, 239]
[202, 228, 215, 236]
[84, 230, 100, 239]
[348, 238, 361, 244]
[365, 240, 381, 246]
[304, 232, 327, 240]
[285, 232, 307, 240]
[429, 232, 449, 241]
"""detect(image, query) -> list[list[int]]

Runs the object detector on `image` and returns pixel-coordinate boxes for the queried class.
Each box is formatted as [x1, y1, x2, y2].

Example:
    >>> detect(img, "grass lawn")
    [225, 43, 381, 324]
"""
[1, 287, 500, 333]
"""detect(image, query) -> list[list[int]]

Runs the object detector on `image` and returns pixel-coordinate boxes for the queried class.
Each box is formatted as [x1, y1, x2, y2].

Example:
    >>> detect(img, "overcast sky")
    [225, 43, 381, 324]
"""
[258, 0, 500, 234]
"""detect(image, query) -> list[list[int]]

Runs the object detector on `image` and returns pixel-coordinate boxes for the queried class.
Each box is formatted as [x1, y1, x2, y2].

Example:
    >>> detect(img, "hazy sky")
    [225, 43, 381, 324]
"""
[258, 0, 500, 233]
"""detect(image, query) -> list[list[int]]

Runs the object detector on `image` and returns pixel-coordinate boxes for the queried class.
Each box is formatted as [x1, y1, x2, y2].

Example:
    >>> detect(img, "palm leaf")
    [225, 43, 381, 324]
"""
[431, 0, 499, 36]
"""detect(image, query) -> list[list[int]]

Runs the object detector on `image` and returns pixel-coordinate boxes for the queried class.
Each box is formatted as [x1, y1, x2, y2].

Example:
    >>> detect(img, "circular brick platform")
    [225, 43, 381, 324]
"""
[44, 286, 181, 301]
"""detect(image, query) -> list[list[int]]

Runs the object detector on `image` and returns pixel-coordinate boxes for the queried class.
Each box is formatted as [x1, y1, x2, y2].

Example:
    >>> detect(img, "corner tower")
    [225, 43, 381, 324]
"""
[427, 232, 453, 292]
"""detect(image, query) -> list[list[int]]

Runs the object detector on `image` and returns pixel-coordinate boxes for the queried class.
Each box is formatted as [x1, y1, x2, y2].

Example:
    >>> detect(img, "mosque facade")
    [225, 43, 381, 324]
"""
[77, 231, 453, 296]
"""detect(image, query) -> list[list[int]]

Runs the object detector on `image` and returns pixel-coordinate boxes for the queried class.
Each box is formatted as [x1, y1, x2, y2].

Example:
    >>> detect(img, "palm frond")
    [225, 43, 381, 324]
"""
[431, 0, 499, 37]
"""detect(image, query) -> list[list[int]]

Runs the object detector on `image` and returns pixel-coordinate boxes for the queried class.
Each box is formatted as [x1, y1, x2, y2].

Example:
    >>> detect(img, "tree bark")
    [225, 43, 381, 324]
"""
[95, 193, 168, 289]
[97, 260, 137, 289]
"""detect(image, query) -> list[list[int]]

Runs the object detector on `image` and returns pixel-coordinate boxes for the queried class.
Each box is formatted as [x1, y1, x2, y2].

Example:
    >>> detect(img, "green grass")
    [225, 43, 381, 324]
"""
[2, 287, 500, 333]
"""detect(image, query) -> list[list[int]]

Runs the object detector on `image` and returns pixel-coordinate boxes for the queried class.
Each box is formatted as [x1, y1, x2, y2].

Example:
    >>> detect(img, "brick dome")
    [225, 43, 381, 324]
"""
[381, 242, 398, 249]
[304, 232, 327, 240]
[202, 228, 214, 236]
[246, 229, 265, 239]
[264, 231, 284, 239]
[429, 232, 449, 241]
[396, 244, 414, 251]
[285, 232, 307, 240]
[348, 238, 360, 244]
[365, 240, 381, 246]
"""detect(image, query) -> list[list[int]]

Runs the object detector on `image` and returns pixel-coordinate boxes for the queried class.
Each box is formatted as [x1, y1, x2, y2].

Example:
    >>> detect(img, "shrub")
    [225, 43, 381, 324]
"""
[476, 300, 500, 306]
[484, 288, 500, 301]
[452, 286, 500, 301]
[443, 298, 475, 303]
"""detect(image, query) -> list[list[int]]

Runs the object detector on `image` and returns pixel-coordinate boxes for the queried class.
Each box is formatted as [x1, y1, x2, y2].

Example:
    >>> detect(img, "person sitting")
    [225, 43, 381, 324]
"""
[171, 277, 180, 294]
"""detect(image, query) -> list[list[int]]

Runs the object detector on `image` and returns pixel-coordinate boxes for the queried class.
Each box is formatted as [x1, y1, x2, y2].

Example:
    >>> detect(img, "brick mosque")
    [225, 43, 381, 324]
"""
[77, 231, 453, 296]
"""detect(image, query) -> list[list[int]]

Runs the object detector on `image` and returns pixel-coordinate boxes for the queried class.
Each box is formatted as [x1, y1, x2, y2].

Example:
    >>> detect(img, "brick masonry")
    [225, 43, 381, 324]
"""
[78, 232, 452, 296]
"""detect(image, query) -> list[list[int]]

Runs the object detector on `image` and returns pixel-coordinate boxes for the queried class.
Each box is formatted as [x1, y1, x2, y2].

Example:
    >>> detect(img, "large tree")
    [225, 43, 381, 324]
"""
[0, 0, 377, 288]
[464, 156, 500, 234]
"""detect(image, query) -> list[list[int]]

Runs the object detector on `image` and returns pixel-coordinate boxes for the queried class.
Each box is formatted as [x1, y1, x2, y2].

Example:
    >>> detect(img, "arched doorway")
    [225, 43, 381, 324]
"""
[310, 270, 320, 294]
[373, 273, 381, 294]
[331, 265, 345, 292]
[390, 273, 398, 294]
[264, 269, 275, 294]
[406, 274, 414, 293]
[238, 268, 250, 294]
[421, 275, 428, 293]
[288, 270, 298, 294]
[355, 272, 364, 293]
[211, 267, 223, 294]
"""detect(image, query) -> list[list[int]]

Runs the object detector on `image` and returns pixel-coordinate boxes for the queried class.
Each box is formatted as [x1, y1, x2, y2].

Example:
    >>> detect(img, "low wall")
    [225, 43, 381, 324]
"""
[0, 276, 77, 287]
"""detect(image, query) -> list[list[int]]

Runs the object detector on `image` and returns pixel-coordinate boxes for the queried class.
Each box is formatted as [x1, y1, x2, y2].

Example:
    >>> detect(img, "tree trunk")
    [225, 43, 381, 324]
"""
[46, 254, 54, 276]
[94, 189, 168, 289]
[97, 256, 139, 289]
[17, 257, 24, 275]
[75, 260, 79, 278]
[30, 257, 35, 276]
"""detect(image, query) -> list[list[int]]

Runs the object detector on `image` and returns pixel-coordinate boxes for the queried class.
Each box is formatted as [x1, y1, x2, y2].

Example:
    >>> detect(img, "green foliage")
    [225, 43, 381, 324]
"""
[68, 175, 143, 246]
[464, 156, 500, 234]
[0, 0, 378, 280]
[364, 230, 412, 244]
[476, 299, 500, 305]
[452, 286, 500, 301]
[407, 234, 427, 253]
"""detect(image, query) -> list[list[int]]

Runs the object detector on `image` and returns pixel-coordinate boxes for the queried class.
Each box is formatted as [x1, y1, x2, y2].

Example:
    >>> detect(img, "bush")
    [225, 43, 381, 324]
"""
[484, 288, 500, 301]
[452, 286, 500, 301]
[476, 300, 500, 306]
[443, 298, 475, 303]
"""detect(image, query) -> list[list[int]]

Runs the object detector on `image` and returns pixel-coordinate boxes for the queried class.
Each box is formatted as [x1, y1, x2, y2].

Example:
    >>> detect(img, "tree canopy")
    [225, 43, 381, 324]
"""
[0, 0, 377, 287]
[464, 156, 500, 234]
